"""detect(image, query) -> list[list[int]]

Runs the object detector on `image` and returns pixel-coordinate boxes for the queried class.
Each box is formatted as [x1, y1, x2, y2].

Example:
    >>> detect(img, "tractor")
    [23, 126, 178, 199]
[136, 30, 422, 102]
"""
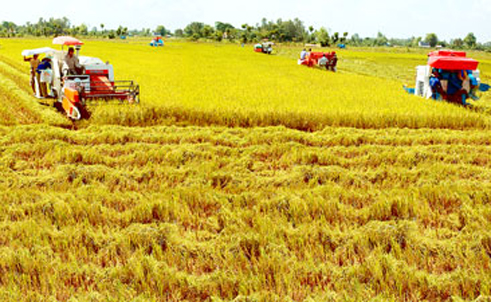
[22, 36, 140, 120]
[299, 51, 338, 72]
[404, 50, 489, 105]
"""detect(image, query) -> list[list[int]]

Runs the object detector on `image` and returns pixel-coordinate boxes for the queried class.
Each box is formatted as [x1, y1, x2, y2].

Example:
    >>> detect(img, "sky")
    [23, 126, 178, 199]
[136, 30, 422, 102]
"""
[2, 0, 491, 42]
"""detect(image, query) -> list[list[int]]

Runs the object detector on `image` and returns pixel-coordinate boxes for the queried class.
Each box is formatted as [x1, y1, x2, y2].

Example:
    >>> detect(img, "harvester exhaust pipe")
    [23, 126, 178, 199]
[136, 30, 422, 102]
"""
[75, 45, 82, 56]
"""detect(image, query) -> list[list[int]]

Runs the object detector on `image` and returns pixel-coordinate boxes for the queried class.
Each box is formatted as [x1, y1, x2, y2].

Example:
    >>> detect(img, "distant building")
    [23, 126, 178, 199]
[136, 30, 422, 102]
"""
[419, 41, 431, 48]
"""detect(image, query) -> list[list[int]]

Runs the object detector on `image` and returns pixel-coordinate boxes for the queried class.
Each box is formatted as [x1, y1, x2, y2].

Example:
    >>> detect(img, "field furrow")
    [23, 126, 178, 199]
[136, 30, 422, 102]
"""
[0, 125, 490, 301]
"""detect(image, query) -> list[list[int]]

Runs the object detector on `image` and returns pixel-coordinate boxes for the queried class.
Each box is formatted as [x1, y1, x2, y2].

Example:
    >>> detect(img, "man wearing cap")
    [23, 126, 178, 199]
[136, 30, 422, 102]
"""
[23, 54, 40, 94]
[37, 56, 53, 98]
[64, 47, 84, 75]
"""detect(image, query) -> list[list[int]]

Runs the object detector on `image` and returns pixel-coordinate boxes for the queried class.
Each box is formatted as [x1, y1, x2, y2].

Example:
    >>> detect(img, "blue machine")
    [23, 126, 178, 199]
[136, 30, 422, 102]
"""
[404, 51, 489, 106]
[150, 37, 164, 47]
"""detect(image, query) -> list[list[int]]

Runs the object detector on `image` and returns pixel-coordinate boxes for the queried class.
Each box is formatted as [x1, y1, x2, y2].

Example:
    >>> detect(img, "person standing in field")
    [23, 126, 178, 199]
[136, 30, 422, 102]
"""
[329, 52, 338, 72]
[23, 54, 40, 94]
[429, 70, 445, 100]
[307, 48, 314, 67]
[36, 57, 52, 98]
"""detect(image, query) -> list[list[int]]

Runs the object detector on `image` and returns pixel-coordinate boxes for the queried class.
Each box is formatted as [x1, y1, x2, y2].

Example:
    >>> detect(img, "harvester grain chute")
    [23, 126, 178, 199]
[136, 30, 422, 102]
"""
[22, 36, 140, 120]
[404, 50, 489, 105]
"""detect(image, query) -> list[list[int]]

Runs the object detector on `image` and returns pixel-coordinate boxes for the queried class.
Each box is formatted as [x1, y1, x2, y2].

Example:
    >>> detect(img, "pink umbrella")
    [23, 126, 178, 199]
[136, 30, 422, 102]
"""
[52, 36, 84, 46]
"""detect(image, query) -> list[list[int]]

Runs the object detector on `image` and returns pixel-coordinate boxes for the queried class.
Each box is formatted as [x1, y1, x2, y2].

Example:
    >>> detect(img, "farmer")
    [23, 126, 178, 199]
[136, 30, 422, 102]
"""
[429, 70, 445, 100]
[23, 54, 40, 94]
[318, 54, 328, 69]
[300, 48, 307, 60]
[329, 52, 338, 72]
[36, 57, 52, 98]
[64, 47, 84, 75]
[298, 48, 308, 65]
[446, 71, 469, 104]
[467, 70, 479, 100]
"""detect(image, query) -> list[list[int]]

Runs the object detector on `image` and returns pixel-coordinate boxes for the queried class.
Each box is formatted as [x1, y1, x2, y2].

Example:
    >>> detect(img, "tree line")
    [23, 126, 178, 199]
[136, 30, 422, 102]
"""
[1, 17, 490, 51]
[0, 18, 146, 39]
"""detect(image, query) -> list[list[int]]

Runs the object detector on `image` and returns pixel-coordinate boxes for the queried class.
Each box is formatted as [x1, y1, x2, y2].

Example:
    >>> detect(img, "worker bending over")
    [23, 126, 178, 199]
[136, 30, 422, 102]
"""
[23, 54, 40, 94]
[318, 54, 328, 69]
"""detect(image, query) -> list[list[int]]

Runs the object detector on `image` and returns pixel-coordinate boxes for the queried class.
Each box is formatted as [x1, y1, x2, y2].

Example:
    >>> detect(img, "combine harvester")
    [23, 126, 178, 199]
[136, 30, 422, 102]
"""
[404, 50, 489, 105]
[254, 42, 274, 54]
[149, 36, 164, 47]
[299, 51, 338, 72]
[22, 36, 140, 120]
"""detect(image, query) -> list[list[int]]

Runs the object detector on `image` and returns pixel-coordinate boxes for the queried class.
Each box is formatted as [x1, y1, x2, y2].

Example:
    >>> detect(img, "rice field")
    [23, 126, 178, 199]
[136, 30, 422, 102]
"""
[1, 38, 491, 301]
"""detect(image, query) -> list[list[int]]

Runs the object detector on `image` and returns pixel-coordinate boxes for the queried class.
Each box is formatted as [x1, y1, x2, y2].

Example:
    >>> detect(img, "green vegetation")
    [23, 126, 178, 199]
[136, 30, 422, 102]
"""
[2, 17, 490, 51]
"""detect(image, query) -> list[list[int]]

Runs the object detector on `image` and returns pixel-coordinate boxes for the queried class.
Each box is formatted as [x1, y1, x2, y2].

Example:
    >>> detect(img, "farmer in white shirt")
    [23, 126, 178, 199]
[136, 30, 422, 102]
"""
[318, 54, 328, 69]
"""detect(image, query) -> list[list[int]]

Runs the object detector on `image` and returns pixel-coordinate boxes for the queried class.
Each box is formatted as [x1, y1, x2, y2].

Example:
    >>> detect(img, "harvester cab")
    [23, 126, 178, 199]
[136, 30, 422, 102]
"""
[22, 36, 140, 120]
[404, 50, 489, 105]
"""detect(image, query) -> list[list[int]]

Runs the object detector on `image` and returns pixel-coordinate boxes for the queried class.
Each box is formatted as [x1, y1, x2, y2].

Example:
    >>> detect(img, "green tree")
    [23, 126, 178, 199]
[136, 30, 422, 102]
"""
[116, 26, 123, 36]
[350, 33, 362, 45]
[425, 33, 438, 47]
[341, 32, 349, 43]
[201, 25, 214, 38]
[375, 32, 388, 46]
[78, 24, 88, 36]
[184, 22, 205, 38]
[332, 32, 339, 44]
[215, 22, 234, 33]
[213, 30, 223, 42]
[451, 38, 464, 49]
[316, 27, 330, 47]
[155, 25, 167, 36]
[464, 33, 477, 48]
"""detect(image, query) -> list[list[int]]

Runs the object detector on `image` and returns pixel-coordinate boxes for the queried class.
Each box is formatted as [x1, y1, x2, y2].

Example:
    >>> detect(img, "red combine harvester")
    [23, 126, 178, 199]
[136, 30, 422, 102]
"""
[299, 51, 338, 71]
[22, 36, 140, 120]
[254, 42, 274, 54]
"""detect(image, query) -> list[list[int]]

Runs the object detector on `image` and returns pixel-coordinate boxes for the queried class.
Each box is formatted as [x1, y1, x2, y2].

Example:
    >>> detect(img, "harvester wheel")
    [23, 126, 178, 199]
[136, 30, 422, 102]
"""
[54, 101, 64, 113]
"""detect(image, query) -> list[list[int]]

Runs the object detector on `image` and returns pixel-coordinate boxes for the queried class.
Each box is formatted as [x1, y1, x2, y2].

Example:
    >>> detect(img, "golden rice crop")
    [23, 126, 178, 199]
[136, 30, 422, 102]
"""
[0, 125, 491, 301]
[1, 37, 491, 301]
[1, 38, 491, 130]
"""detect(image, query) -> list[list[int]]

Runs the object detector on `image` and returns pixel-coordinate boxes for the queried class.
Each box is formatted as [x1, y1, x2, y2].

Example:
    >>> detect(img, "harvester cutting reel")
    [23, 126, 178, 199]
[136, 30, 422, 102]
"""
[59, 76, 140, 120]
